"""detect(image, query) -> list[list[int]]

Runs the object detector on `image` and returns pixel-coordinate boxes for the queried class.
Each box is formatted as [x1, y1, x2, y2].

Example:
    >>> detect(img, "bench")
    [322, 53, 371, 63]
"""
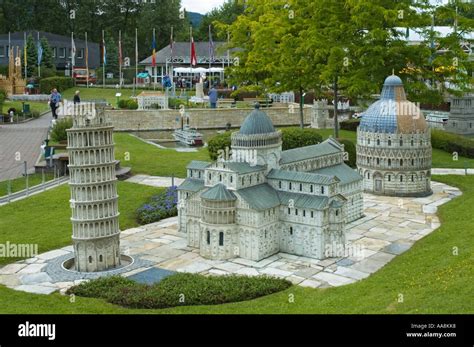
[243, 98, 273, 107]
[218, 98, 236, 108]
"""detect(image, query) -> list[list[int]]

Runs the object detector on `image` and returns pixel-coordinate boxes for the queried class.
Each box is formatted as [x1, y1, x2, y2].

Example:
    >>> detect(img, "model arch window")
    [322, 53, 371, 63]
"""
[388, 139, 392, 146]
[299, 183, 303, 191]
[399, 139, 403, 146]
[289, 227, 293, 235]
[321, 186, 325, 194]
[388, 159, 392, 167]
[206, 230, 210, 245]
[219, 232, 224, 246]
[279, 181, 282, 188]
[336, 210, 339, 216]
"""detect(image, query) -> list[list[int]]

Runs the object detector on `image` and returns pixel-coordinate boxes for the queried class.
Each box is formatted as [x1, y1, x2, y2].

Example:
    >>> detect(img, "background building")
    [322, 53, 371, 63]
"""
[140, 41, 236, 84]
[0, 31, 100, 71]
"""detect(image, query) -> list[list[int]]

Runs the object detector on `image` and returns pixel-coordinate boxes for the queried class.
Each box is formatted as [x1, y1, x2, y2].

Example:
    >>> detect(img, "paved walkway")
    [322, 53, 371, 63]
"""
[0, 181, 461, 294]
[432, 168, 474, 175]
[0, 111, 53, 181]
[125, 174, 184, 187]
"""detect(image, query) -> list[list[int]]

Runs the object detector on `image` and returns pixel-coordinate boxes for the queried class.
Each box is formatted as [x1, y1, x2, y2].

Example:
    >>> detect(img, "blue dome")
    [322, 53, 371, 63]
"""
[359, 74, 427, 134]
[239, 104, 276, 135]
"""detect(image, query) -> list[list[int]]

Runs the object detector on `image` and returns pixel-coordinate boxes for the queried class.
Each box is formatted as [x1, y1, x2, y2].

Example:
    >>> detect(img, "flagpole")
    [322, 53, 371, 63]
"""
[102, 30, 105, 89]
[209, 25, 211, 71]
[119, 30, 122, 87]
[85, 32, 89, 88]
[135, 27, 138, 95]
[152, 28, 158, 90]
[170, 26, 174, 83]
[23, 32, 27, 79]
[190, 26, 192, 88]
[37, 32, 41, 78]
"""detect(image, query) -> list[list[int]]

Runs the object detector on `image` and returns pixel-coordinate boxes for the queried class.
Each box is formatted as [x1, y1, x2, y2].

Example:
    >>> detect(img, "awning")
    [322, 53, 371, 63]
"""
[173, 67, 224, 73]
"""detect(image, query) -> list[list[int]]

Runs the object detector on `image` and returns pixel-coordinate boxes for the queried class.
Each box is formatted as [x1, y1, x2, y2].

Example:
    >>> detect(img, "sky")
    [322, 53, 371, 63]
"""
[181, 0, 226, 14]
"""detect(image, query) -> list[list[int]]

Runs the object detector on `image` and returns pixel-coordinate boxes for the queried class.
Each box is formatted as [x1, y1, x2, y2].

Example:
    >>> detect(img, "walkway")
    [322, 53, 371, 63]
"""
[0, 111, 53, 181]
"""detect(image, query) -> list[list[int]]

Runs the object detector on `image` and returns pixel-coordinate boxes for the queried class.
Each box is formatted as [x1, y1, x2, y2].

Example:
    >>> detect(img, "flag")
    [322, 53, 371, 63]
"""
[37, 40, 43, 66]
[152, 29, 156, 67]
[71, 33, 76, 67]
[23, 32, 27, 68]
[209, 25, 215, 62]
[190, 36, 197, 66]
[102, 37, 107, 66]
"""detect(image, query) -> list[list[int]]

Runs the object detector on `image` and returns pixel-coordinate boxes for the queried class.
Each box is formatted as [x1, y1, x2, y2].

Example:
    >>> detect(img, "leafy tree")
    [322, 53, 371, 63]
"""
[195, 0, 245, 41]
[225, 0, 474, 135]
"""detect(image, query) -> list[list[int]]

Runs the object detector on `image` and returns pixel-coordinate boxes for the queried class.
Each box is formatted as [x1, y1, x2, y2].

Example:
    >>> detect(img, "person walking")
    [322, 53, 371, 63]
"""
[208, 85, 218, 109]
[73, 90, 81, 104]
[49, 88, 62, 120]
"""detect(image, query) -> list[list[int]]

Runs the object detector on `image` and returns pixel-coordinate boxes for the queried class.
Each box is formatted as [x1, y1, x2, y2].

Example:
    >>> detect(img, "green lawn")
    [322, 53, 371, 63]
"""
[0, 172, 55, 197]
[114, 132, 210, 178]
[62, 87, 136, 106]
[0, 181, 163, 266]
[3, 100, 50, 114]
[0, 175, 472, 314]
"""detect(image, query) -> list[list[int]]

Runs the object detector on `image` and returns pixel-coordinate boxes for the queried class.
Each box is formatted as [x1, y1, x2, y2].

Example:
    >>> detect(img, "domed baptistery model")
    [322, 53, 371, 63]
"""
[356, 74, 432, 197]
[67, 105, 121, 272]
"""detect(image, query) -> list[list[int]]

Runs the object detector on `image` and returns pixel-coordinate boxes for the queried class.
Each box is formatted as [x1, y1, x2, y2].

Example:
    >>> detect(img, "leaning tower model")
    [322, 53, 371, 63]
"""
[356, 74, 432, 197]
[67, 105, 121, 272]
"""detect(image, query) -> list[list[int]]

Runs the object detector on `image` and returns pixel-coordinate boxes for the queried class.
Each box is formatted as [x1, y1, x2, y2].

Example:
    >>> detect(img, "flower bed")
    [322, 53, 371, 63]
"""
[136, 186, 178, 225]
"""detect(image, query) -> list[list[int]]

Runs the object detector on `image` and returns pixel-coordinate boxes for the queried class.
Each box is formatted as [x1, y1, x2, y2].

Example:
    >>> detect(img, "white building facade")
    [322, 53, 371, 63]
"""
[356, 75, 432, 197]
[67, 106, 121, 272]
[178, 105, 363, 261]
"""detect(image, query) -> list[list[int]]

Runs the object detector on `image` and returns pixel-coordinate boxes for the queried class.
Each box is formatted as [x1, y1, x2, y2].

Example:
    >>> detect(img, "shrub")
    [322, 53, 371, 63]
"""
[136, 186, 178, 225]
[207, 128, 324, 160]
[340, 118, 360, 132]
[118, 99, 138, 110]
[39, 77, 74, 94]
[208, 131, 233, 161]
[338, 138, 357, 168]
[50, 117, 73, 142]
[431, 129, 474, 158]
[0, 88, 6, 114]
[67, 273, 291, 309]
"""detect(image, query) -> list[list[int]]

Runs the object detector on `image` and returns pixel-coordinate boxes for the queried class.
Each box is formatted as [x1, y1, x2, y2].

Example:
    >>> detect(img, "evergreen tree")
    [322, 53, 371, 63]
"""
[25, 33, 37, 77]
[39, 36, 55, 69]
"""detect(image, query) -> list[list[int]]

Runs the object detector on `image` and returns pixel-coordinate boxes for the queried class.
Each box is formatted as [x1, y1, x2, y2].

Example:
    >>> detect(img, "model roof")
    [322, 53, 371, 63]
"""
[311, 163, 362, 185]
[267, 169, 337, 185]
[201, 183, 237, 201]
[280, 138, 342, 165]
[177, 178, 204, 192]
[236, 184, 280, 210]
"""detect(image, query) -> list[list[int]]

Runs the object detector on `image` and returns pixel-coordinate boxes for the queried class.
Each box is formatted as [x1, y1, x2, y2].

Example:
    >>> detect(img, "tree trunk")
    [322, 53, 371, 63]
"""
[299, 87, 304, 129]
[334, 76, 339, 139]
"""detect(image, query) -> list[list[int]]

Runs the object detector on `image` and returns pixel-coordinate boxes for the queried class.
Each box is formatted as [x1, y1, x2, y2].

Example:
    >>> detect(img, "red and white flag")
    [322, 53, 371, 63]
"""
[190, 36, 197, 66]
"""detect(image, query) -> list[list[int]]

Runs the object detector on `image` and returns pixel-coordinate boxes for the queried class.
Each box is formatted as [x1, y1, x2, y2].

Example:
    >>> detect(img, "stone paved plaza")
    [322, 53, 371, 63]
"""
[0, 181, 461, 294]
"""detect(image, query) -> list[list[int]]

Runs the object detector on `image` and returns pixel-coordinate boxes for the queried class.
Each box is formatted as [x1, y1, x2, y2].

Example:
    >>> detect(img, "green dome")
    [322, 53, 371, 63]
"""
[201, 184, 236, 201]
[239, 103, 276, 135]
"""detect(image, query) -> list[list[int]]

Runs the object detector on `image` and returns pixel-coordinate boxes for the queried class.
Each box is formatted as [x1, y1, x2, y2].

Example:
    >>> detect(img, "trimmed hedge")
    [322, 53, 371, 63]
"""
[281, 127, 323, 151]
[207, 127, 324, 160]
[118, 99, 138, 110]
[50, 117, 73, 142]
[39, 77, 74, 94]
[340, 118, 360, 132]
[67, 273, 291, 309]
[431, 129, 474, 158]
[208, 131, 232, 161]
[337, 138, 357, 168]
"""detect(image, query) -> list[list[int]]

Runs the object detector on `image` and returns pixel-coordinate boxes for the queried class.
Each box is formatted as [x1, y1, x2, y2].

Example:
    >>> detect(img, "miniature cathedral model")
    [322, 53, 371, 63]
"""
[178, 104, 364, 261]
[356, 74, 432, 197]
[67, 105, 121, 272]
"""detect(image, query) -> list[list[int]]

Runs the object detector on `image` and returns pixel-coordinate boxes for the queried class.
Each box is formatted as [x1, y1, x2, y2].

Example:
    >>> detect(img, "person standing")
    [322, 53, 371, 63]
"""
[73, 90, 81, 104]
[49, 88, 62, 120]
[208, 86, 218, 109]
